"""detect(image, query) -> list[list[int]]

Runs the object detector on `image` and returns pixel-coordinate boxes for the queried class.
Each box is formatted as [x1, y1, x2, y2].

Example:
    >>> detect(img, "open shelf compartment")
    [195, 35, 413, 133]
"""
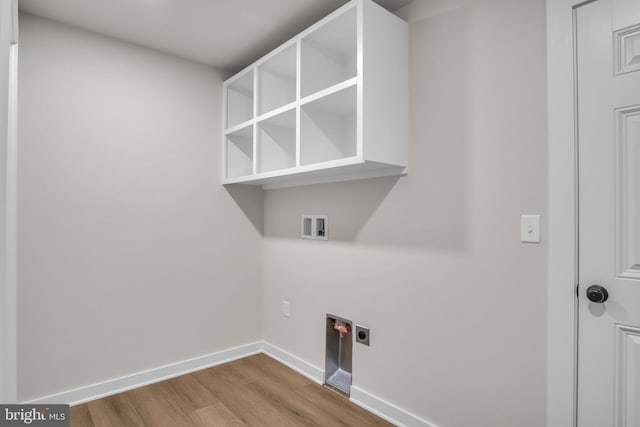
[258, 44, 297, 115]
[226, 125, 254, 179]
[226, 70, 254, 128]
[300, 84, 357, 166]
[257, 108, 296, 173]
[301, 6, 357, 97]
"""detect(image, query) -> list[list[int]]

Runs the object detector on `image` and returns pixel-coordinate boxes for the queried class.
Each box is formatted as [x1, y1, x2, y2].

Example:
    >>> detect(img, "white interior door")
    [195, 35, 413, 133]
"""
[577, 0, 640, 425]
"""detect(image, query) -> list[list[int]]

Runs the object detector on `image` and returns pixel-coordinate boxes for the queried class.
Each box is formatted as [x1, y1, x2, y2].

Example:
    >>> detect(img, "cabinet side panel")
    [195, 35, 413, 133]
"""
[362, 0, 408, 167]
[222, 83, 228, 181]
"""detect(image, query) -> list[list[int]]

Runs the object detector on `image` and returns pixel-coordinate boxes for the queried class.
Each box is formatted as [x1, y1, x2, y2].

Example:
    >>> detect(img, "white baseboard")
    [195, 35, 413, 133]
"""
[261, 341, 324, 384]
[24, 341, 262, 406]
[350, 386, 437, 427]
[24, 340, 436, 427]
[260, 341, 435, 427]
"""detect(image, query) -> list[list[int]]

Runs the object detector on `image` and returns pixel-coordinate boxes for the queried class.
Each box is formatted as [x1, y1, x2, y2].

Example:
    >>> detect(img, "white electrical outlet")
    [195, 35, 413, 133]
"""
[282, 301, 290, 318]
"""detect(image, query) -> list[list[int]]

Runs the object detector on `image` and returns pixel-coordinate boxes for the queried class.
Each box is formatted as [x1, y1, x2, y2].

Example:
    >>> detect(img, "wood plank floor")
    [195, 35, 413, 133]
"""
[70, 354, 393, 427]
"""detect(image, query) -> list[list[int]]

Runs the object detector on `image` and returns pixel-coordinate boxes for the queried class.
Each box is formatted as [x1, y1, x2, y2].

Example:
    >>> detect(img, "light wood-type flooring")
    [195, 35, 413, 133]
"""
[70, 353, 393, 426]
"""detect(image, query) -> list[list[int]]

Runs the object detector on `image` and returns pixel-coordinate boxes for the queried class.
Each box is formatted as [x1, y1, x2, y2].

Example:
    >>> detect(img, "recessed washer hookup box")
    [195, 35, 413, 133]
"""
[325, 314, 352, 397]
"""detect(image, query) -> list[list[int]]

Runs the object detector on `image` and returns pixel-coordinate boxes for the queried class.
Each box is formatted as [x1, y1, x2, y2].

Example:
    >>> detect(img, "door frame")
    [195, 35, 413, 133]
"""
[1, 0, 18, 404]
[546, 0, 598, 426]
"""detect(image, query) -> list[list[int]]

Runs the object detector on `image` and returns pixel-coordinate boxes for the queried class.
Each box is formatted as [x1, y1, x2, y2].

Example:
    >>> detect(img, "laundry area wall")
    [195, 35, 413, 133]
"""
[262, 0, 548, 425]
[17, 14, 263, 402]
[15, 0, 547, 425]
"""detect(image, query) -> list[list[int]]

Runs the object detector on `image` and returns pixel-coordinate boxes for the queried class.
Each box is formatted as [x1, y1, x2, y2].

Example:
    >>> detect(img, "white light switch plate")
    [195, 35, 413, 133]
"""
[282, 301, 290, 318]
[521, 214, 541, 243]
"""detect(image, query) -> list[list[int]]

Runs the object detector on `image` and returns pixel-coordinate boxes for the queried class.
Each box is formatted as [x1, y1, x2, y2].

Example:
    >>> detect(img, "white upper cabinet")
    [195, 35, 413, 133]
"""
[222, 0, 408, 189]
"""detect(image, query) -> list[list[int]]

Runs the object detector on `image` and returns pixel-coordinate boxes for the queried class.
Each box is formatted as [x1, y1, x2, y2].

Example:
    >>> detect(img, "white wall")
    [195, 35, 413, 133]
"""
[17, 14, 263, 401]
[262, 0, 547, 426]
[17, 1, 548, 423]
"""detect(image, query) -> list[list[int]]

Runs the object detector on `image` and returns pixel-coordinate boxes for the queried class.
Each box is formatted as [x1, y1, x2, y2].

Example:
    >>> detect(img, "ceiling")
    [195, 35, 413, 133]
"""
[18, 0, 413, 73]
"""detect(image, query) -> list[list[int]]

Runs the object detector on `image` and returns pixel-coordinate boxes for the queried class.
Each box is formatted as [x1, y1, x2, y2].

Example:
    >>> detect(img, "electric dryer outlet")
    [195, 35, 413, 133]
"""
[355, 325, 370, 346]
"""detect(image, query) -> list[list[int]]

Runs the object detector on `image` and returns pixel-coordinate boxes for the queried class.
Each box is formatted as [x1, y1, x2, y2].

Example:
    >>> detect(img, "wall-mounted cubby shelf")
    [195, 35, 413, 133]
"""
[222, 0, 408, 189]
